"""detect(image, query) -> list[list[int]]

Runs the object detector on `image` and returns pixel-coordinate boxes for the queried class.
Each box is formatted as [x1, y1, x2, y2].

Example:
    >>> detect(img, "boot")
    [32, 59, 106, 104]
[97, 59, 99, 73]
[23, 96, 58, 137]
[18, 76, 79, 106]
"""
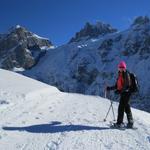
[113, 122, 124, 128]
[127, 122, 133, 128]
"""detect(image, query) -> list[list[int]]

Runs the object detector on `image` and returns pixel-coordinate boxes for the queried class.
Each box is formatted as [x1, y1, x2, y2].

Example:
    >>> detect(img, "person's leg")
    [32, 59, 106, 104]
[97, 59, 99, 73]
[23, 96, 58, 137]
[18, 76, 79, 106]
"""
[124, 93, 134, 125]
[125, 104, 134, 127]
[117, 94, 126, 124]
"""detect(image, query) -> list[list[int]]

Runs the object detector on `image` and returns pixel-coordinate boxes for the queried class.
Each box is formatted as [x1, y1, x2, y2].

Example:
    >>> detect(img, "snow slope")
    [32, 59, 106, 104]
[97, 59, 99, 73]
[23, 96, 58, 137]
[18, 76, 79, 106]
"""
[0, 69, 150, 150]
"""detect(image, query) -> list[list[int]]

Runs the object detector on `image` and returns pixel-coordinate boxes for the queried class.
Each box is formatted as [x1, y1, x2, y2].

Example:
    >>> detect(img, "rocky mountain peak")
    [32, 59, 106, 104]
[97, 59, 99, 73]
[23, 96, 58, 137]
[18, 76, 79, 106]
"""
[0, 25, 53, 70]
[8, 25, 27, 33]
[131, 16, 150, 27]
[69, 21, 117, 43]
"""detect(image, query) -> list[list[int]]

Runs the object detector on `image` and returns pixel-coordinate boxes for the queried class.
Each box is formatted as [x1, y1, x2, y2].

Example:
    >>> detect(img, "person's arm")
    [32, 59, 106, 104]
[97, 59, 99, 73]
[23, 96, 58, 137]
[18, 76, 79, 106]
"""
[106, 83, 117, 91]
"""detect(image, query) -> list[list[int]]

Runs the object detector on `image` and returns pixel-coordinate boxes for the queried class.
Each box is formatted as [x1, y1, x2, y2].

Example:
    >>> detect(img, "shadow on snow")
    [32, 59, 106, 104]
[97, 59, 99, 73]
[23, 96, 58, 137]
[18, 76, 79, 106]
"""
[2, 121, 110, 134]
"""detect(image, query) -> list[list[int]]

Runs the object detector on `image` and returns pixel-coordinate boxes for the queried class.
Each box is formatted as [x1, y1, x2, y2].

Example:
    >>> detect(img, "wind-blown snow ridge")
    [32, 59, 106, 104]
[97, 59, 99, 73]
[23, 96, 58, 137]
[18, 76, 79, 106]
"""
[0, 69, 150, 150]
[33, 33, 49, 40]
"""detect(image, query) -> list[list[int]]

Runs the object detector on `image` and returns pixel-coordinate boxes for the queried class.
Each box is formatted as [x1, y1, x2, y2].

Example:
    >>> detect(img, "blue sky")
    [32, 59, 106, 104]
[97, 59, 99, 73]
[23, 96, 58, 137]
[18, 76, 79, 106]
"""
[0, 0, 150, 45]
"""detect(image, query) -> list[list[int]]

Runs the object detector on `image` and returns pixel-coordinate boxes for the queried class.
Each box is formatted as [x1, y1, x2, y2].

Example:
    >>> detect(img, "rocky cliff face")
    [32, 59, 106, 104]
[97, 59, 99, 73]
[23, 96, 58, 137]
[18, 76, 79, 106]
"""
[0, 25, 53, 70]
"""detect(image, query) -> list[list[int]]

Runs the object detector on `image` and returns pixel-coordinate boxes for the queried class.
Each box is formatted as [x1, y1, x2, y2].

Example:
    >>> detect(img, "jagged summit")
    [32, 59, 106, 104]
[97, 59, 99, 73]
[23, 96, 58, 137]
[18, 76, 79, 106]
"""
[69, 21, 117, 43]
[131, 16, 150, 27]
[8, 24, 27, 33]
[0, 25, 53, 70]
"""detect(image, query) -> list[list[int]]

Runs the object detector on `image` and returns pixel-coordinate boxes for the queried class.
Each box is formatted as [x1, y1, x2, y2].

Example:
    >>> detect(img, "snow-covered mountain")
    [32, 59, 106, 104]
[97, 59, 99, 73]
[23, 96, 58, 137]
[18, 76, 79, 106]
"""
[0, 25, 53, 70]
[0, 69, 150, 150]
[24, 16, 150, 113]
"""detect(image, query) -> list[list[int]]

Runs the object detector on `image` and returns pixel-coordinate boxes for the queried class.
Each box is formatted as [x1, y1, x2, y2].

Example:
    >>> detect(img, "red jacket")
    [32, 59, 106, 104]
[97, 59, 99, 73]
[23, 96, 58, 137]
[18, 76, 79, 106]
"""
[117, 72, 124, 91]
[108, 70, 131, 93]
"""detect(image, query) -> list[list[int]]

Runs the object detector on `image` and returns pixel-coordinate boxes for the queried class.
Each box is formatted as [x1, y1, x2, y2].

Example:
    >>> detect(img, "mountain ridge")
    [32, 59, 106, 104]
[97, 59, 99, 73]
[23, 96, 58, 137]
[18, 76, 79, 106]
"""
[23, 16, 150, 113]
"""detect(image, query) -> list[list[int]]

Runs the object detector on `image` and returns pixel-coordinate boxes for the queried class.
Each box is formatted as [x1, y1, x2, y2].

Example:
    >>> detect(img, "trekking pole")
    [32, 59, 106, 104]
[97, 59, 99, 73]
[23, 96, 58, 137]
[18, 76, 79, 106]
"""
[103, 89, 110, 121]
[103, 100, 113, 121]
[104, 87, 107, 98]
[103, 90, 116, 122]
[111, 101, 116, 121]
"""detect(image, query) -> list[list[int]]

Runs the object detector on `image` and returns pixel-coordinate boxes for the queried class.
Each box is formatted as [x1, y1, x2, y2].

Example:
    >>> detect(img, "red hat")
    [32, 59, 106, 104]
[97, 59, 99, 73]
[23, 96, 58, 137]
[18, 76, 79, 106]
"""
[118, 61, 126, 69]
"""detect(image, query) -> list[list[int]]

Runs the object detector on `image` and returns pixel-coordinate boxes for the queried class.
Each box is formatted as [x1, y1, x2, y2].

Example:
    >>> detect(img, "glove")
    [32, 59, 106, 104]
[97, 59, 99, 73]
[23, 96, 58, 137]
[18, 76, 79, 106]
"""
[114, 90, 120, 95]
[106, 86, 111, 91]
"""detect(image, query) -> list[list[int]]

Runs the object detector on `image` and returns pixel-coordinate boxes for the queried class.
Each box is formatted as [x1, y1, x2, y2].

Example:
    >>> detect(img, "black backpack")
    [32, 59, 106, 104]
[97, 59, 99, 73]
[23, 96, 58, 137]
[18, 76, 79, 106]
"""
[129, 72, 139, 93]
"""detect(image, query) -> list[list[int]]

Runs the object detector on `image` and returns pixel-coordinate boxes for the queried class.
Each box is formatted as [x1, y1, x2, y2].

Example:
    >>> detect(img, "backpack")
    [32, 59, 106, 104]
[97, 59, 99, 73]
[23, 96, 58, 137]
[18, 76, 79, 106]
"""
[129, 72, 139, 93]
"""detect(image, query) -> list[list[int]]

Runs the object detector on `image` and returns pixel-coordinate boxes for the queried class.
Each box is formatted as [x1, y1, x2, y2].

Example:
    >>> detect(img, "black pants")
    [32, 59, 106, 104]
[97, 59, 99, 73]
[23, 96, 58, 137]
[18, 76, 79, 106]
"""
[117, 92, 133, 124]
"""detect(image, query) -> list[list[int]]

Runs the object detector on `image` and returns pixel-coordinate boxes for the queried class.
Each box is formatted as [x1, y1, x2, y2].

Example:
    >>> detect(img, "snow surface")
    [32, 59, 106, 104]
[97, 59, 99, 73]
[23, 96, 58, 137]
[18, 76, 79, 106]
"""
[13, 67, 25, 72]
[0, 69, 150, 150]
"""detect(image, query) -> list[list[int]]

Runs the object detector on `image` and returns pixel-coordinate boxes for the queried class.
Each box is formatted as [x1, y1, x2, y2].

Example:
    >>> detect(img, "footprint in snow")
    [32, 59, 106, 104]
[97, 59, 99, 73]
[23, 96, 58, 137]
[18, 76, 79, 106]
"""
[0, 100, 9, 105]
[49, 107, 53, 110]
[35, 117, 40, 120]
[46, 141, 59, 150]
[83, 119, 90, 123]
[23, 111, 28, 114]
[22, 121, 26, 124]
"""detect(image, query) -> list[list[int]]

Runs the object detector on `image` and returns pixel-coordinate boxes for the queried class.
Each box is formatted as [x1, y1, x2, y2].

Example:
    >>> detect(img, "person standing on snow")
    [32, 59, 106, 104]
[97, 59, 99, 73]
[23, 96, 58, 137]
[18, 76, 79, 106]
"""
[106, 61, 134, 128]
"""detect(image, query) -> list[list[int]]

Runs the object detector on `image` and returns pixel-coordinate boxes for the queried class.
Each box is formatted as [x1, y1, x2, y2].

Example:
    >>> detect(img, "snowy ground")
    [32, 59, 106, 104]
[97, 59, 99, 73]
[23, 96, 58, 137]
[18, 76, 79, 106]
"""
[0, 69, 150, 150]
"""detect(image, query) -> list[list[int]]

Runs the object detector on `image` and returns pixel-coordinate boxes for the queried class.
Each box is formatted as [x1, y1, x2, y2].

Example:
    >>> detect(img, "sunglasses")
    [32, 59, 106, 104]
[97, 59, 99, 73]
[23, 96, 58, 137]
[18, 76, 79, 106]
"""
[119, 67, 124, 69]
